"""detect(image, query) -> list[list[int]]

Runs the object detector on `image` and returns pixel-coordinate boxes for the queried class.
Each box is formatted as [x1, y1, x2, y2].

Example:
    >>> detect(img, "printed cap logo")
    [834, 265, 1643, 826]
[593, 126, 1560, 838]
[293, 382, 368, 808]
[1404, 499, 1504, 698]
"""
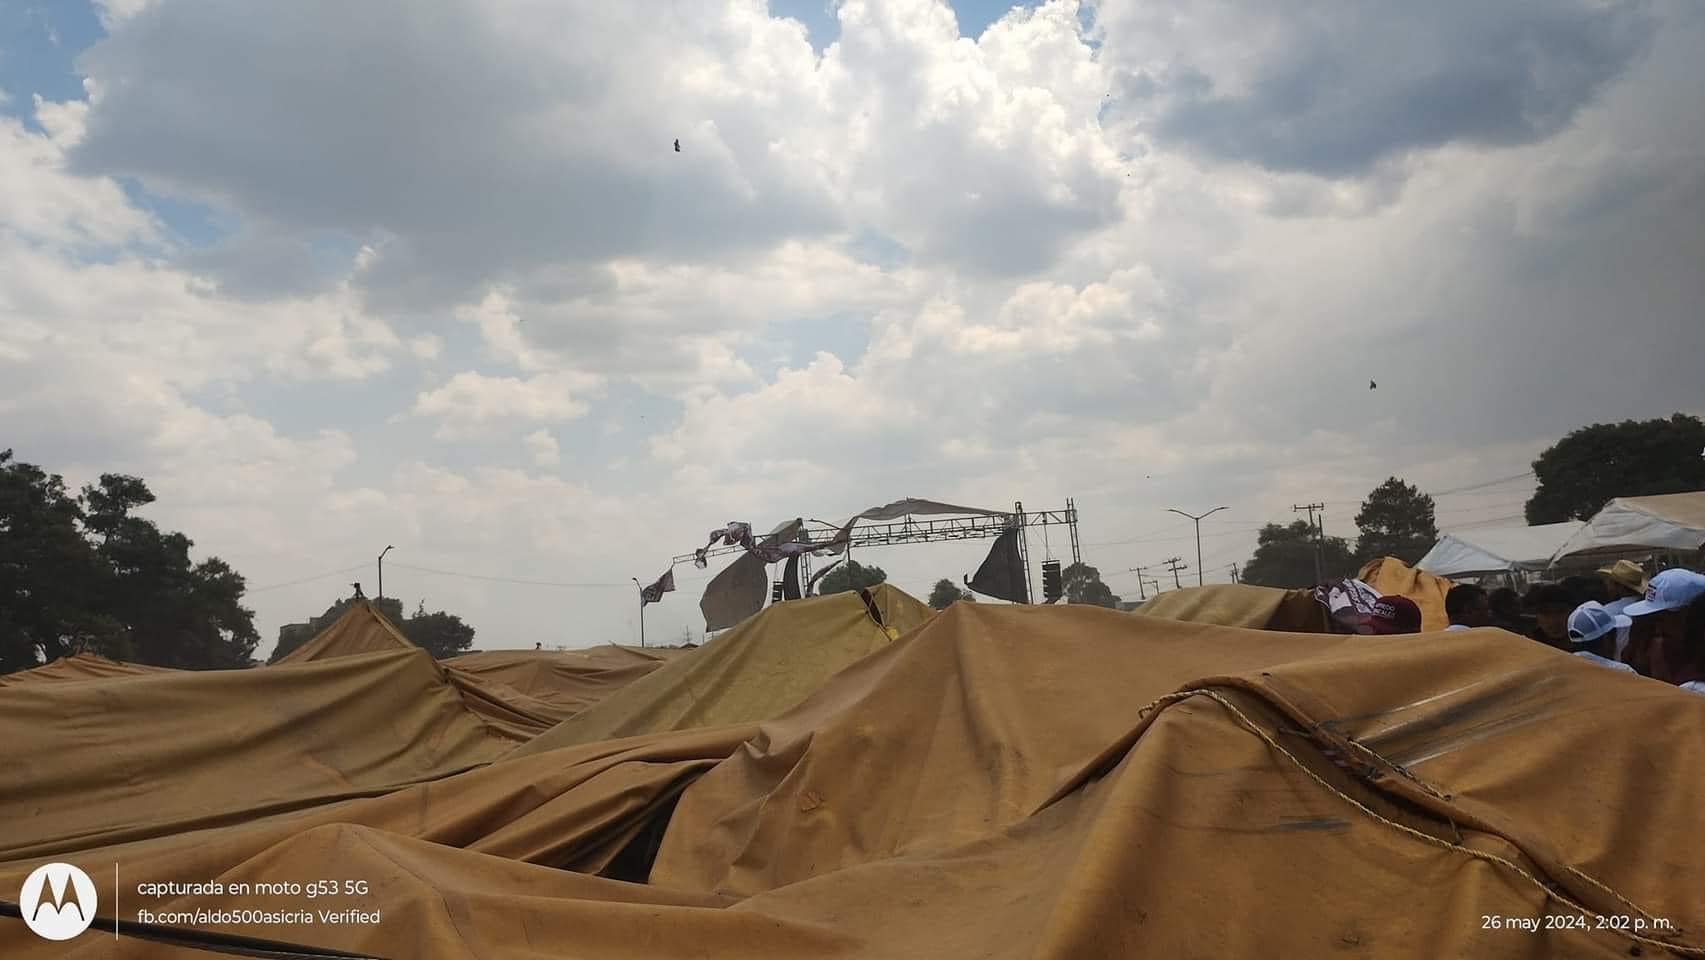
[20, 863, 97, 941]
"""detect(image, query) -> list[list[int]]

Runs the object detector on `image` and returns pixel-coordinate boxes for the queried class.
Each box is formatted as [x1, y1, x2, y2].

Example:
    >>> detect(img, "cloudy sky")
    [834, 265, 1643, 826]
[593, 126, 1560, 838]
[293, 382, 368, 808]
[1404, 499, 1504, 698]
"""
[3, 0, 1701, 654]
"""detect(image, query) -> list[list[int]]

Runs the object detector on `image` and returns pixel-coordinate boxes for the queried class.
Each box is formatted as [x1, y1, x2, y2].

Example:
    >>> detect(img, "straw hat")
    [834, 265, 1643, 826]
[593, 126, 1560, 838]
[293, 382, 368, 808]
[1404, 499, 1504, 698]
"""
[1596, 559, 1648, 597]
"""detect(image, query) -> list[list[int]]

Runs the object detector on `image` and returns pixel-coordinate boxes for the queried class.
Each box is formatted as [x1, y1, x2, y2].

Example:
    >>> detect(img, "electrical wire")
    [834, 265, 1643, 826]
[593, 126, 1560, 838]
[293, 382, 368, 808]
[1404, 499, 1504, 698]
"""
[386, 561, 626, 588]
[247, 564, 369, 594]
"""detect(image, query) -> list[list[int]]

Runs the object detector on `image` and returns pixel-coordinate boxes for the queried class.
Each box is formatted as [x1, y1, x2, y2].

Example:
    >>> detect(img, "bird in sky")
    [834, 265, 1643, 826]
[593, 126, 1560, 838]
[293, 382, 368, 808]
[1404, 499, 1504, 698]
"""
[673, 139, 681, 153]
[1369, 380, 1378, 390]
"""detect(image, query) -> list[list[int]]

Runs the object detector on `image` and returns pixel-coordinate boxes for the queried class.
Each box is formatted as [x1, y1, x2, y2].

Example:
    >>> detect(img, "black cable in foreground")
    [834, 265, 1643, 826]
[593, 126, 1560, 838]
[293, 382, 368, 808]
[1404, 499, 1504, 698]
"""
[0, 900, 387, 960]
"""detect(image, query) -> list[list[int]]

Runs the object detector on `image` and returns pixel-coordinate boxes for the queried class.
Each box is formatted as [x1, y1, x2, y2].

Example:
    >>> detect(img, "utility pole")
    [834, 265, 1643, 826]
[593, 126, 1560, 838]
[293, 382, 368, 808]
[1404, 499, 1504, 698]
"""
[377, 545, 394, 599]
[1167, 506, 1227, 587]
[1164, 557, 1188, 589]
[1229, 563, 1240, 584]
[1125, 567, 1150, 600]
[1293, 503, 1325, 583]
[631, 577, 646, 648]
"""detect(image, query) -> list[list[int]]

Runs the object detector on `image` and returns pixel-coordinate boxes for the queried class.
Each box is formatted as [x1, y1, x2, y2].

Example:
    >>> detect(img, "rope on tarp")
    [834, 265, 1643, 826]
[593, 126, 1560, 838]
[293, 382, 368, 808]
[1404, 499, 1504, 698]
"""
[1184, 690, 1700, 956]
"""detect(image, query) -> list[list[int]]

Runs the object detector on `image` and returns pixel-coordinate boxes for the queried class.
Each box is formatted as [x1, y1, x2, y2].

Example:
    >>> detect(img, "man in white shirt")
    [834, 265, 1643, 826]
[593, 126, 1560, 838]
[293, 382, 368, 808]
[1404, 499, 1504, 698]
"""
[1565, 601, 1637, 673]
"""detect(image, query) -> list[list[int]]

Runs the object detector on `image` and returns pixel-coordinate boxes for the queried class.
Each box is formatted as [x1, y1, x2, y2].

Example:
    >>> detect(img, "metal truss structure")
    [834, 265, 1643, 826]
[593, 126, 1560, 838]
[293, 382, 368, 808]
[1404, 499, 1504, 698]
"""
[672, 499, 1082, 605]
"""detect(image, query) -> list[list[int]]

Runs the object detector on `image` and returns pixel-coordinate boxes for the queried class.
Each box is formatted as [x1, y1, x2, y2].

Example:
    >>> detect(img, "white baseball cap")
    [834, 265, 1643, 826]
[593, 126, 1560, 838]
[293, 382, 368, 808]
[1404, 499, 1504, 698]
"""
[1567, 601, 1631, 645]
[1624, 569, 1705, 617]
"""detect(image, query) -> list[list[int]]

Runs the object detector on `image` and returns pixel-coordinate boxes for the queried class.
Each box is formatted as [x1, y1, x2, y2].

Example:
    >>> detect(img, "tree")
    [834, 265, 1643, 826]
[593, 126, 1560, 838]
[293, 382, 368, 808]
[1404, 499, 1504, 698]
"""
[1241, 520, 1358, 588]
[817, 560, 887, 595]
[1354, 477, 1438, 564]
[1061, 562, 1120, 608]
[0, 451, 121, 672]
[0, 451, 259, 673]
[403, 601, 476, 659]
[927, 578, 975, 610]
[1525, 414, 1705, 523]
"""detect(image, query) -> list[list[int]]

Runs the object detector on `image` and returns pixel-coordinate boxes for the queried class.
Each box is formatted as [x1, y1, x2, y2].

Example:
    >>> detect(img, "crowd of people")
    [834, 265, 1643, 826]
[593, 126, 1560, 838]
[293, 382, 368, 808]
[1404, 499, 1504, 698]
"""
[1440, 559, 1705, 692]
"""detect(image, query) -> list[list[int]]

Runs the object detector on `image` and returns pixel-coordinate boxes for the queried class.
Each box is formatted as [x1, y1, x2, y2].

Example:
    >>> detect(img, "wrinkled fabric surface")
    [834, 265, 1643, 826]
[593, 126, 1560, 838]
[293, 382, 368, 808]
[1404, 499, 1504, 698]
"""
[2, 604, 1699, 959]
[1133, 583, 1329, 631]
[0, 647, 509, 863]
[0, 652, 171, 687]
[512, 585, 932, 756]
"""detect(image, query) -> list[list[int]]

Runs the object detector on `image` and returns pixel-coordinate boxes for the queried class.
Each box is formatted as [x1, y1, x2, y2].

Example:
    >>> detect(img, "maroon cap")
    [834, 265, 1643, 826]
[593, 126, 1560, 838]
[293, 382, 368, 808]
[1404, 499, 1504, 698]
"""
[1364, 595, 1423, 634]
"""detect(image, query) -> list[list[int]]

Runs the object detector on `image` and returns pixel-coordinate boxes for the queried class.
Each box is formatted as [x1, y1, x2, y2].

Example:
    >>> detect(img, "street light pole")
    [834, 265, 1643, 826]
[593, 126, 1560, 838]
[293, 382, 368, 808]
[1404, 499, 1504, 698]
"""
[377, 545, 394, 599]
[1166, 507, 1227, 587]
[631, 577, 646, 648]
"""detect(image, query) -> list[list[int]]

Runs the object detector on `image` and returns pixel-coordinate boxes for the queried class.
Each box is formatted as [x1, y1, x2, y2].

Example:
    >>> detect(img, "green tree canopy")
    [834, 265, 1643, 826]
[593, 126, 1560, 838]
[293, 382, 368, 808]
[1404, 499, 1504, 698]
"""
[0, 450, 259, 673]
[1061, 561, 1120, 608]
[926, 578, 974, 609]
[1241, 520, 1358, 589]
[1354, 477, 1438, 564]
[1525, 414, 1705, 523]
[405, 601, 477, 659]
[817, 559, 887, 595]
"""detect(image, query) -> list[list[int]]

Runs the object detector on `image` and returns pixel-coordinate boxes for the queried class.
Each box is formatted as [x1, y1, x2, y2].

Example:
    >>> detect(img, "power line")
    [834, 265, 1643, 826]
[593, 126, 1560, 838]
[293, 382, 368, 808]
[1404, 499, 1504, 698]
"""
[1429, 471, 1536, 497]
[248, 564, 368, 594]
[386, 561, 627, 588]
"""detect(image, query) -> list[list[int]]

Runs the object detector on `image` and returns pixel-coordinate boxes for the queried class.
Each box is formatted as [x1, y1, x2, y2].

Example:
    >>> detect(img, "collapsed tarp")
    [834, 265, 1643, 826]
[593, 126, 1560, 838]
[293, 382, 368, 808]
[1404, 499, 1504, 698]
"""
[5, 604, 1701, 958]
[1416, 521, 1585, 577]
[273, 599, 416, 663]
[270, 601, 668, 742]
[511, 584, 931, 755]
[1553, 491, 1705, 560]
[443, 646, 677, 719]
[0, 652, 171, 687]
[0, 647, 509, 864]
[1132, 583, 1329, 631]
[1358, 556, 1455, 631]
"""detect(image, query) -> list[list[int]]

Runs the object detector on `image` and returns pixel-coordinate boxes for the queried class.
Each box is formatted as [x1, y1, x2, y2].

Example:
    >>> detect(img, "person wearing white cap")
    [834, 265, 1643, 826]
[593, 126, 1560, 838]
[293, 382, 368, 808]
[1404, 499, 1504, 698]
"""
[1672, 595, 1705, 694]
[1566, 602, 1637, 673]
[1624, 569, 1705, 681]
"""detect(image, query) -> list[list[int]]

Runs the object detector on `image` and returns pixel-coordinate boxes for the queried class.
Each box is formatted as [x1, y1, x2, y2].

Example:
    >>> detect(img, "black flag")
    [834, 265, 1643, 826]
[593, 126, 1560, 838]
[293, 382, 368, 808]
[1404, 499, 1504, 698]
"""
[639, 568, 676, 606]
[965, 527, 1028, 603]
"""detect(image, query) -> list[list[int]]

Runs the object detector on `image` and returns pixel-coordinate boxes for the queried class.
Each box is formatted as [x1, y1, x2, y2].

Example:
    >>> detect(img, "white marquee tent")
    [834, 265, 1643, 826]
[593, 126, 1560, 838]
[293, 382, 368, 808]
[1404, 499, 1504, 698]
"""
[1416, 521, 1585, 578]
[1552, 491, 1705, 561]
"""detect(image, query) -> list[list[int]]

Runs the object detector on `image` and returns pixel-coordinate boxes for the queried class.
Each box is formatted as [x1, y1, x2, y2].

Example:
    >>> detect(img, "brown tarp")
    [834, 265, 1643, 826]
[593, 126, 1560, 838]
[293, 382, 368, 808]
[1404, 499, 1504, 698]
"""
[0, 652, 171, 687]
[443, 646, 676, 718]
[511, 584, 931, 756]
[272, 602, 668, 742]
[4, 605, 1702, 958]
[1360, 555, 1456, 630]
[1132, 583, 1330, 631]
[273, 599, 416, 663]
[0, 647, 509, 864]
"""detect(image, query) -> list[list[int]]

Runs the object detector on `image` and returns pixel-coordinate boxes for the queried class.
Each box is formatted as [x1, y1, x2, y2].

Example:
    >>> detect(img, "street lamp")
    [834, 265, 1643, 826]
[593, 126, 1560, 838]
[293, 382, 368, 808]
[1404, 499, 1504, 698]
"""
[1166, 507, 1227, 587]
[377, 545, 394, 599]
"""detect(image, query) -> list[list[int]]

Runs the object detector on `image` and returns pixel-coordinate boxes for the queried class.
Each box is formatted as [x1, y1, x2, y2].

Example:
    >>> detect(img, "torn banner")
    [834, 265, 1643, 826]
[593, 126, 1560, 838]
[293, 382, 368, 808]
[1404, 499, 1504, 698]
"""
[819, 498, 1011, 556]
[964, 527, 1028, 603]
[639, 569, 676, 606]
[700, 520, 807, 631]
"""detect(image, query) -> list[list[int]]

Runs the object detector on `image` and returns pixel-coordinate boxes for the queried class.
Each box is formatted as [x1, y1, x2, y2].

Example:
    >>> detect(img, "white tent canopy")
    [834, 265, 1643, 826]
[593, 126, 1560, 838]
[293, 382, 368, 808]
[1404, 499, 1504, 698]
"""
[1416, 521, 1585, 578]
[1552, 491, 1705, 561]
